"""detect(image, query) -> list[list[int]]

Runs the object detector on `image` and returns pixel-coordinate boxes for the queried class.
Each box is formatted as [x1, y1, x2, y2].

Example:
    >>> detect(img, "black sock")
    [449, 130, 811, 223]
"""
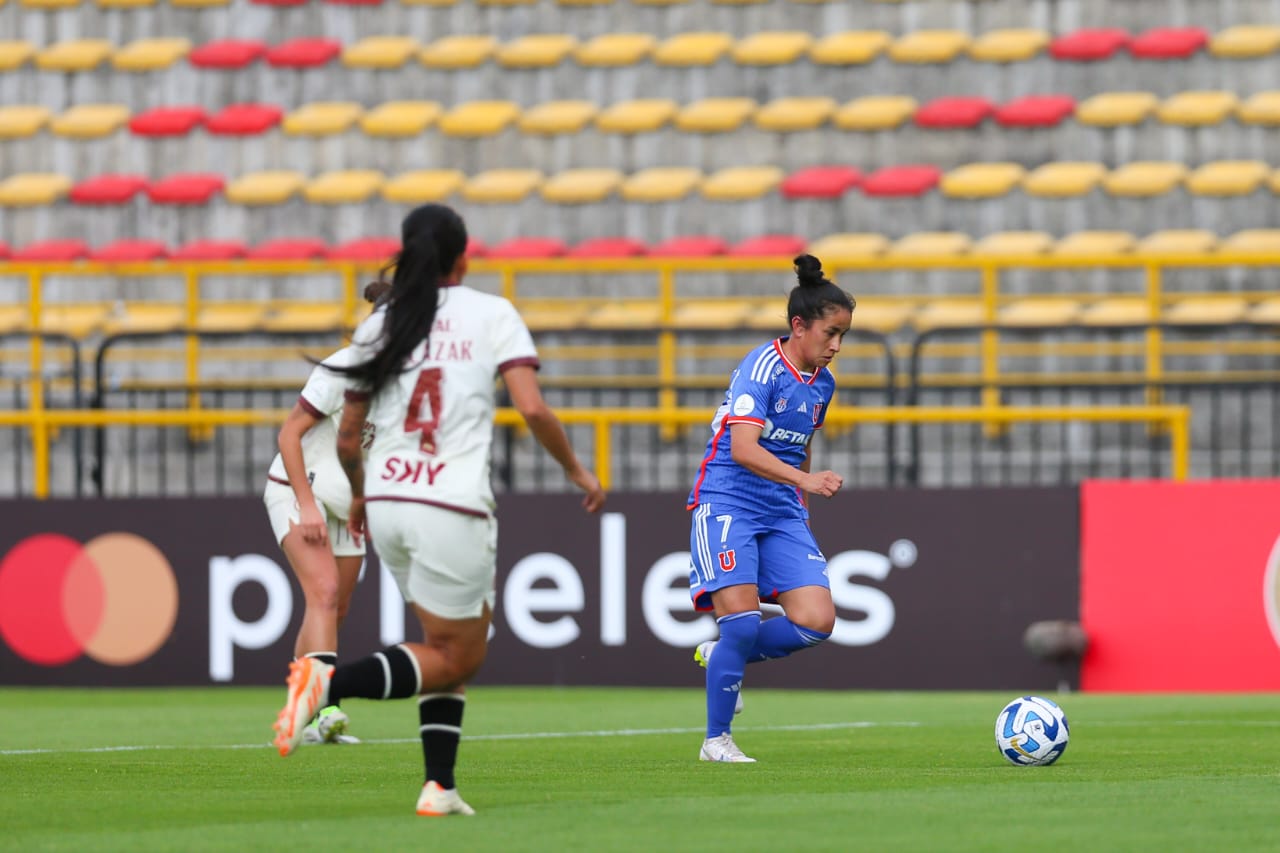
[329, 645, 420, 704]
[419, 693, 465, 790]
[304, 653, 339, 705]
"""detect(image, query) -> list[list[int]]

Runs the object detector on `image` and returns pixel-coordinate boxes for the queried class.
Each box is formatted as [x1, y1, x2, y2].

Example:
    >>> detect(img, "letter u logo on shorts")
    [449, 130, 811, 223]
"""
[718, 549, 737, 572]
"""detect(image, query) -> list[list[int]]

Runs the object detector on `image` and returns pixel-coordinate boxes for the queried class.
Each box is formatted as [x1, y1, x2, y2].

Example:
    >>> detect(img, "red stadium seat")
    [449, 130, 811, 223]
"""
[326, 237, 401, 262]
[861, 164, 943, 197]
[648, 236, 729, 257]
[204, 104, 283, 135]
[0, 241, 9, 260]
[146, 174, 226, 205]
[465, 238, 487, 258]
[781, 165, 862, 199]
[914, 96, 995, 129]
[246, 238, 328, 260]
[486, 237, 568, 259]
[1050, 29, 1131, 61]
[13, 239, 90, 262]
[70, 174, 149, 205]
[1128, 27, 1209, 59]
[188, 39, 267, 70]
[90, 239, 169, 262]
[729, 235, 807, 257]
[995, 95, 1077, 128]
[171, 239, 247, 260]
[567, 237, 648, 258]
[129, 106, 208, 137]
[265, 38, 342, 69]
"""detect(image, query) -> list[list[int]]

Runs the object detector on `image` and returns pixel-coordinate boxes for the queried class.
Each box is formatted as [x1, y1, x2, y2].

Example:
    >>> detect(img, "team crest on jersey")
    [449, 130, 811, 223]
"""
[718, 550, 737, 572]
[811, 402, 823, 425]
[774, 398, 787, 413]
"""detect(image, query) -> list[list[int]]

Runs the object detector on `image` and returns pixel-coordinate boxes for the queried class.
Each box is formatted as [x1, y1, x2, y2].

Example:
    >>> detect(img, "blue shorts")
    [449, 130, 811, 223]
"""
[688, 502, 829, 612]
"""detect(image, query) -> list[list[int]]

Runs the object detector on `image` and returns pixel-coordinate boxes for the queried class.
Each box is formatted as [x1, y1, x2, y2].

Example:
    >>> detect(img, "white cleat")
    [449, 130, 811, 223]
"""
[694, 641, 744, 715]
[272, 657, 333, 757]
[415, 781, 476, 817]
[302, 706, 360, 745]
[699, 733, 756, 763]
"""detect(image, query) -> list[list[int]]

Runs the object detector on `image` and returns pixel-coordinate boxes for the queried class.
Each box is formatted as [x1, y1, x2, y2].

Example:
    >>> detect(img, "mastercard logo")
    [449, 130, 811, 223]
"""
[0, 533, 179, 667]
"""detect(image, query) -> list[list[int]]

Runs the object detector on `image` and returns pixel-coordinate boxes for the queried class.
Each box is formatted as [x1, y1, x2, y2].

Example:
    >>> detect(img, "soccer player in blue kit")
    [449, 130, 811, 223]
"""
[687, 254, 855, 763]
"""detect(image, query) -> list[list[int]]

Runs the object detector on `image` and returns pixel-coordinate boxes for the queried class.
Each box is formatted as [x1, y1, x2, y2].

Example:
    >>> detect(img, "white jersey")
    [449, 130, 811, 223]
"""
[266, 346, 360, 518]
[349, 284, 539, 517]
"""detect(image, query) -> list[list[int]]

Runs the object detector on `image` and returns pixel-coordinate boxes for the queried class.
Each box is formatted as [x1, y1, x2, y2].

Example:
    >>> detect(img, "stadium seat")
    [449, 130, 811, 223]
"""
[225, 171, 306, 205]
[465, 238, 487, 257]
[781, 166, 862, 199]
[97, 0, 159, 8]
[995, 95, 1076, 127]
[50, 105, 130, 139]
[36, 40, 112, 72]
[171, 0, 230, 7]
[1209, 25, 1280, 59]
[1157, 91, 1238, 126]
[327, 237, 401, 262]
[911, 299, 984, 329]
[461, 169, 543, 203]
[253, 0, 307, 6]
[342, 36, 418, 69]
[283, 102, 363, 136]
[12, 239, 89, 261]
[998, 297, 1081, 327]
[146, 173, 225, 204]
[808, 30, 892, 65]
[1223, 229, 1280, 252]
[0, 106, 49, 139]
[39, 304, 112, 337]
[806, 232, 889, 260]
[833, 96, 917, 131]
[595, 99, 678, 134]
[914, 96, 995, 129]
[1049, 28, 1130, 61]
[575, 33, 656, 67]
[732, 31, 813, 66]
[566, 237, 647, 258]
[1237, 91, 1280, 126]
[741, 299, 790, 330]
[701, 166, 784, 200]
[0, 41, 36, 72]
[753, 97, 836, 132]
[262, 303, 349, 332]
[129, 106, 207, 137]
[437, 101, 520, 137]
[1163, 297, 1248, 325]
[519, 101, 598, 135]
[967, 29, 1050, 63]
[1185, 161, 1270, 196]
[419, 35, 497, 69]
[728, 234, 806, 256]
[90, 239, 168, 262]
[1251, 298, 1280, 324]
[1103, 162, 1187, 197]
[246, 238, 328, 260]
[620, 168, 703, 202]
[648, 235, 728, 256]
[204, 104, 283, 135]
[675, 98, 757, 133]
[1022, 161, 1107, 197]
[196, 304, 268, 332]
[497, 34, 578, 68]
[486, 237, 567, 258]
[381, 169, 465, 203]
[514, 299, 591, 332]
[101, 303, 186, 336]
[1053, 231, 1137, 256]
[861, 165, 943, 197]
[888, 30, 970, 64]
[1076, 92, 1159, 127]
[846, 298, 916, 333]
[265, 38, 342, 69]
[1137, 229, 1219, 255]
[973, 231, 1054, 256]
[0, 173, 72, 207]
[582, 300, 664, 330]
[889, 232, 972, 258]
[112, 38, 191, 72]
[303, 170, 385, 204]
[941, 163, 1025, 198]
[70, 174, 148, 204]
[188, 39, 266, 69]
[1128, 27, 1209, 59]
[19, 0, 80, 8]
[540, 168, 623, 204]
[171, 239, 247, 260]
[360, 101, 441, 137]
[670, 299, 751, 329]
[652, 32, 734, 66]
[1078, 296, 1148, 326]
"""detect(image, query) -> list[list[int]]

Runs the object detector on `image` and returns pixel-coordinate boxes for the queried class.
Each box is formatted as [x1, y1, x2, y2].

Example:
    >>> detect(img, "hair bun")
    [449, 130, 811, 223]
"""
[793, 253, 825, 287]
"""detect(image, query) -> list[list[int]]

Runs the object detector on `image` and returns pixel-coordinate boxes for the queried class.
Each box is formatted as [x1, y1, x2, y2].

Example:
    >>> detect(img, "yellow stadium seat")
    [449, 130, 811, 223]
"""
[1185, 160, 1270, 196]
[112, 38, 191, 72]
[653, 32, 734, 67]
[847, 298, 916, 333]
[700, 165, 784, 200]
[809, 31, 892, 65]
[40, 305, 111, 338]
[742, 299, 790, 331]
[170, 0, 228, 7]
[1248, 297, 1280, 324]
[582, 300, 664, 330]
[283, 102, 363, 136]
[97, 0, 154, 8]
[1102, 162, 1187, 197]
[36, 40, 113, 72]
[1078, 297, 1150, 326]
[381, 169, 465, 203]
[1053, 231, 1136, 257]
[595, 99, 678, 134]
[806, 232, 889, 261]
[476, 0, 533, 4]
[967, 29, 1050, 62]
[50, 104, 130, 139]
[0, 41, 36, 72]
[461, 169, 543, 203]
[1235, 91, 1280, 126]
[574, 33, 656, 67]
[1222, 229, 1280, 252]
[887, 30, 970, 64]
[303, 170, 385, 204]
[889, 232, 972, 258]
[540, 168, 623, 204]
[102, 304, 185, 335]
[1022, 162, 1107, 197]
[620, 167, 703, 202]
[1076, 92, 1158, 127]
[0, 173, 72, 206]
[632, 0, 687, 4]
[359, 101, 440, 137]
[20, 0, 78, 8]
[1136, 229, 1219, 255]
[833, 95, 917, 131]
[497, 34, 578, 69]
[973, 231, 1054, 256]
[225, 171, 306, 206]
[670, 299, 752, 329]
[195, 304, 268, 333]
[676, 98, 757, 133]
[940, 163, 1026, 198]
[557, 0, 613, 6]
[711, 0, 768, 4]
[1210, 25, 1280, 58]
[0, 105, 51, 139]
[401, 0, 457, 6]
[1163, 297, 1249, 325]
[343, 36, 419, 69]
[753, 97, 836, 132]
[518, 100, 598, 135]
[419, 36, 498, 69]
[999, 298, 1081, 326]
[514, 299, 592, 332]
[1156, 91, 1238, 126]
[912, 299, 984, 329]
[732, 31, 814, 66]
[262, 304, 347, 332]
[0, 305, 29, 335]
[437, 101, 520, 137]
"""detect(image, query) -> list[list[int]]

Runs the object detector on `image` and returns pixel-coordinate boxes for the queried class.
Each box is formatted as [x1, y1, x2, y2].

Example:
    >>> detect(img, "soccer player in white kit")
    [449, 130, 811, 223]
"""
[272, 204, 606, 816]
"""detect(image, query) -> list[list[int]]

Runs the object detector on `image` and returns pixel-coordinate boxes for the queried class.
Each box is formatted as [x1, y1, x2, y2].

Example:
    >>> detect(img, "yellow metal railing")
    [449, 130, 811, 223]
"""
[0, 404, 1191, 498]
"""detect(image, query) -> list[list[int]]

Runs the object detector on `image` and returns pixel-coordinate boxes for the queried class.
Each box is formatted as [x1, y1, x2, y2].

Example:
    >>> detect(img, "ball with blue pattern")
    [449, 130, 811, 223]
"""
[994, 696, 1070, 766]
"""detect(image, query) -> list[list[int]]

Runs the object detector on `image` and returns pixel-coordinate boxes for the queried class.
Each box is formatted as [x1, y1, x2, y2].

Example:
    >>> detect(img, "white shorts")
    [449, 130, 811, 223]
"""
[366, 499, 497, 620]
[263, 480, 364, 558]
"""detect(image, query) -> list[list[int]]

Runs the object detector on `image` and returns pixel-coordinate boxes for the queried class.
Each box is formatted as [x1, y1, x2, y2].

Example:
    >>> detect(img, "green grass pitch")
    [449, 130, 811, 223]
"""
[2, 687, 1277, 852]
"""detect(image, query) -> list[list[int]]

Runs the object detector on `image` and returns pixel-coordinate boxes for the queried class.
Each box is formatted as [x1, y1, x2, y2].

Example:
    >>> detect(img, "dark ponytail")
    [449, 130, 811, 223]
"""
[786, 254, 855, 326]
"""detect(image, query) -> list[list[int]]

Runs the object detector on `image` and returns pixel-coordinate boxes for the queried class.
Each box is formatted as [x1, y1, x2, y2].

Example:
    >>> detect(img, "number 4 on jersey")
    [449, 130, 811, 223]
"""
[405, 368, 443, 454]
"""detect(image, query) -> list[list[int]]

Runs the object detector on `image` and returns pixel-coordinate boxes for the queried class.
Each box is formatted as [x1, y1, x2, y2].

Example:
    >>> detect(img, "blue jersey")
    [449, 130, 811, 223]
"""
[687, 338, 836, 519]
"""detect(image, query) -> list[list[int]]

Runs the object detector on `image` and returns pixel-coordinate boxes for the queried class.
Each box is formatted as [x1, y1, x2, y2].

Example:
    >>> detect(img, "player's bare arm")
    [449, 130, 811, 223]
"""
[728, 423, 842, 498]
[337, 396, 370, 543]
[278, 402, 327, 544]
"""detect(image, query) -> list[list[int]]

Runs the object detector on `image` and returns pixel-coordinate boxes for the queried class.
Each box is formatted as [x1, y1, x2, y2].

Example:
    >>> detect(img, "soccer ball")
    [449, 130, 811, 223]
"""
[994, 696, 1069, 766]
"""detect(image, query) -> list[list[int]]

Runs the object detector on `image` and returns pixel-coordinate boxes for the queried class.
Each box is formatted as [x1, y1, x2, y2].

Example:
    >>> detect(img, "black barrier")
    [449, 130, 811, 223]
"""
[0, 332, 84, 496]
